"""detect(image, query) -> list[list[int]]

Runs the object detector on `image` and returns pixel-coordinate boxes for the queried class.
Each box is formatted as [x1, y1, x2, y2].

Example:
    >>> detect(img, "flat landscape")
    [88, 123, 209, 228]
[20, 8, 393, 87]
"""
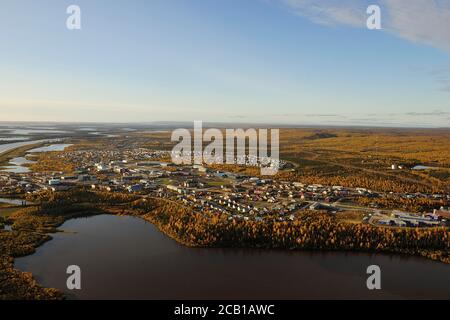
[0, 124, 449, 299]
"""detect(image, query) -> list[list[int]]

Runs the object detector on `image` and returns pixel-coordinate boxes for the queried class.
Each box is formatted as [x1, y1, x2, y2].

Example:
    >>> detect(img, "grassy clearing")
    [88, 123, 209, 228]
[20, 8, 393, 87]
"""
[0, 206, 33, 218]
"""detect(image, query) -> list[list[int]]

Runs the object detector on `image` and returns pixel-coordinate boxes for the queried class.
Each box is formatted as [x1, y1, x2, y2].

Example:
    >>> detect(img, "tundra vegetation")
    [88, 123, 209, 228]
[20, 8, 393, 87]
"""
[208, 128, 450, 194]
[1, 127, 449, 299]
[1, 188, 450, 299]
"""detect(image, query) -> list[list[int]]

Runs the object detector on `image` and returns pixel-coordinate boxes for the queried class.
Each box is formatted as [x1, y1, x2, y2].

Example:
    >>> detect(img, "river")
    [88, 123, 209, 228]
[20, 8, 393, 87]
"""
[27, 144, 73, 153]
[13, 214, 450, 300]
[1, 143, 71, 173]
[0, 139, 61, 155]
[0, 198, 31, 205]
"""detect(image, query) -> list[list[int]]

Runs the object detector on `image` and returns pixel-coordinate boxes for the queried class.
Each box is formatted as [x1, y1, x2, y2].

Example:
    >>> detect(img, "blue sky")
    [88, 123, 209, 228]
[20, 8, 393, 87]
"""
[0, 0, 449, 126]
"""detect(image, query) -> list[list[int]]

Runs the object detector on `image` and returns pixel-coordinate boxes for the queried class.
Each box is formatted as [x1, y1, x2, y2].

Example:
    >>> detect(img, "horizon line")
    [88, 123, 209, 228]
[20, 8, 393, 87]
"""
[0, 120, 449, 130]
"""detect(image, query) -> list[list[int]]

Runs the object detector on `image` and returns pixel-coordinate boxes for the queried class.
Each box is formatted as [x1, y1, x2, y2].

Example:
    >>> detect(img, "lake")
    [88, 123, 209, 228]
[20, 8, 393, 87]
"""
[0, 139, 61, 155]
[412, 165, 440, 170]
[14, 214, 450, 300]
[0, 165, 30, 173]
[8, 129, 69, 135]
[0, 156, 36, 173]
[9, 157, 36, 166]
[1, 144, 71, 173]
[27, 144, 73, 153]
[0, 137, 30, 142]
[0, 198, 32, 206]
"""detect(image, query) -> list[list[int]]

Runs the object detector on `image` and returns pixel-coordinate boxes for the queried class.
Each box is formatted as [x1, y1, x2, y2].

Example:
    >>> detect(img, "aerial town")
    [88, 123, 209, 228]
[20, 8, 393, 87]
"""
[1, 125, 450, 301]
[1, 140, 449, 230]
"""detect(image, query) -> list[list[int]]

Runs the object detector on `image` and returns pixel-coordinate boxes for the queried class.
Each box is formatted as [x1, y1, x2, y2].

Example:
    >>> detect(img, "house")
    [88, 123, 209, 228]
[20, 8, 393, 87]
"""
[96, 164, 109, 172]
[114, 166, 126, 174]
[48, 179, 61, 186]
[392, 210, 441, 227]
[193, 165, 208, 173]
[61, 176, 77, 181]
[127, 184, 143, 193]
[78, 174, 91, 182]
[50, 185, 71, 192]
[379, 219, 407, 227]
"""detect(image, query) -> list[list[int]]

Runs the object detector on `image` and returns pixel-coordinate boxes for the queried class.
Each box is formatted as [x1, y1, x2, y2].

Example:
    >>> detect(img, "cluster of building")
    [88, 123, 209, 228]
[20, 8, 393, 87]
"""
[0, 146, 449, 227]
[377, 208, 450, 227]
[0, 149, 170, 193]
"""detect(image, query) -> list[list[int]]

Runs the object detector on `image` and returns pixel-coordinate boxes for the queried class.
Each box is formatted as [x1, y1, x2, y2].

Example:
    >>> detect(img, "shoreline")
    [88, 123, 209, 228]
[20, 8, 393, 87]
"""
[2, 191, 450, 300]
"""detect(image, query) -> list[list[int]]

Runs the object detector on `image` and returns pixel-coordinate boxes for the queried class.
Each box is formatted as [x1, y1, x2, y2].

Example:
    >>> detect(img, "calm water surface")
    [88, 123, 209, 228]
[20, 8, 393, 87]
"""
[0, 143, 69, 173]
[0, 139, 61, 154]
[9, 157, 36, 166]
[412, 165, 441, 170]
[0, 198, 31, 205]
[0, 137, 30, 142]
[9, 129, 69, 135]
[27, 144, 73, 153]
[0, 165, 30, 173]
[1, 156, 36, 173]
[14, 215, 450, 300]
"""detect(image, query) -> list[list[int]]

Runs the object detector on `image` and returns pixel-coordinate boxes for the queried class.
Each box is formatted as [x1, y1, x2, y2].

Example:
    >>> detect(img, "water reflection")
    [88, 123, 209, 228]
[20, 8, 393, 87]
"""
[28, 144, 73, 153]
[9, 129, 69, 135]
[0, 139, 61, 154]
[14, 214, 450, 300]
[1, 143, 70, 173]
[0, 198, 32, 205]
[0, 137, 30, 142]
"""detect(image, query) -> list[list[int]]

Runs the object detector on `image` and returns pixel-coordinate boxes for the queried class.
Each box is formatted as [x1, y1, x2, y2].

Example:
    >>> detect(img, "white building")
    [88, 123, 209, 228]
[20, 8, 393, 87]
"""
[48, 179, 61, 186]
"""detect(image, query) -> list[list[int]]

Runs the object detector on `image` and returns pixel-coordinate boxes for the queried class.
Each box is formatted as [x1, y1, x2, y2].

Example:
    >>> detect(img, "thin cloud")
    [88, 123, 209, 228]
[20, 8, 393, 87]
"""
[282, 0, 366, 27]
[405, 110, 450, 116]
[276, 113, 347, 119]
[281, 0, 450, 54]
[429, 67, 450, 92]
[305, 113, 346, 117]
[384, 0, 450, 53]
[267, 112, 450, 127]
[227, 115, 249, 119]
